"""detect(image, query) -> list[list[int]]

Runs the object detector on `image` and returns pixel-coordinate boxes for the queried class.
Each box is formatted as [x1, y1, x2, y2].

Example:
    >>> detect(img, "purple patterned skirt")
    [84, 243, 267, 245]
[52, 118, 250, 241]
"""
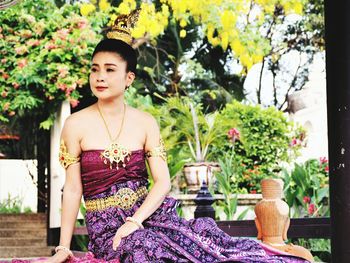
[63, 179, 308, 263]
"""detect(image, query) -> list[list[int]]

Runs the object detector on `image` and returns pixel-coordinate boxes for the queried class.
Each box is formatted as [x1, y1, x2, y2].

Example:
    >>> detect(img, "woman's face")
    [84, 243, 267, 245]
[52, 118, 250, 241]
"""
[89, 51, 135, 100]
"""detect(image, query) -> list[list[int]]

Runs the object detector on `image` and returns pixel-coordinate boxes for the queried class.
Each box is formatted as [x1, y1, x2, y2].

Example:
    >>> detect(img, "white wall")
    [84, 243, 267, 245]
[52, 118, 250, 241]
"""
[0, 159, 38, 212]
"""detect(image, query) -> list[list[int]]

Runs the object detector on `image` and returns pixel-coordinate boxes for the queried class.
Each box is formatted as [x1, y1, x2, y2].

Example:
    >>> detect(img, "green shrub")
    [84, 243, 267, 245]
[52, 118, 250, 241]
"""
[216, 100, 304, 192]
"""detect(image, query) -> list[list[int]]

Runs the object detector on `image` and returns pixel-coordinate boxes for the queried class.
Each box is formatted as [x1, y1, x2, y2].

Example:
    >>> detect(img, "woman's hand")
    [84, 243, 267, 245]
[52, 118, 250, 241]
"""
[32, 250, 71, 263]
[112, 221, 140, 250]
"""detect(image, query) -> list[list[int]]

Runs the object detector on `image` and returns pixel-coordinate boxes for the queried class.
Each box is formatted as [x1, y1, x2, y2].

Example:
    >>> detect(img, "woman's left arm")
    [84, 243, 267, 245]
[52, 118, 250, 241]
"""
[112, 114, 171, 250]
[132, 114, 172, 222]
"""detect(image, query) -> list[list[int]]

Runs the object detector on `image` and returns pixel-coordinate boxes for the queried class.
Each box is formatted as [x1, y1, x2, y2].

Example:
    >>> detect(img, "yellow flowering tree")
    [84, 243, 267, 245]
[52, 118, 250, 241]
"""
[79, 0, 323, 108]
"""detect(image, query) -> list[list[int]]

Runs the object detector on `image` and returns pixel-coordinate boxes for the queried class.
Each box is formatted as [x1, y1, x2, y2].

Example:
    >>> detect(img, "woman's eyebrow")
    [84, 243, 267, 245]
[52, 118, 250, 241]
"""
[91, 63, 118, 67]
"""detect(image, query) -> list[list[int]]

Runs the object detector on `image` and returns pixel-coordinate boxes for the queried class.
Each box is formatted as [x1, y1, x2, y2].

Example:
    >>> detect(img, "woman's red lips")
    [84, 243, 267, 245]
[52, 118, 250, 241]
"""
[96, 86, 107, 91]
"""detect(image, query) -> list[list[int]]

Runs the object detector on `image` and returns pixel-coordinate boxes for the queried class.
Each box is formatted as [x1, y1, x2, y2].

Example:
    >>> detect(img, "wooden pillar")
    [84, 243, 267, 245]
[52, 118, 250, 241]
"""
[37, 128, 49, 213]
[324, 1, 350, 261]
[48, 101, 71, 245]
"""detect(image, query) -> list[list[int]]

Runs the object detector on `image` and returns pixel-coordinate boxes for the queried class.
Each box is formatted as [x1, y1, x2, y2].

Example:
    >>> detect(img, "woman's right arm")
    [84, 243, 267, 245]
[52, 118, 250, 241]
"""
[43, 116, 83, 263]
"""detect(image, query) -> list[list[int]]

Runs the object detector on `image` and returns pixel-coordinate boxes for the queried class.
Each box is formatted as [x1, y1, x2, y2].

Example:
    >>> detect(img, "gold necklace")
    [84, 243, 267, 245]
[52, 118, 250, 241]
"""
[97, 103, 131, 169]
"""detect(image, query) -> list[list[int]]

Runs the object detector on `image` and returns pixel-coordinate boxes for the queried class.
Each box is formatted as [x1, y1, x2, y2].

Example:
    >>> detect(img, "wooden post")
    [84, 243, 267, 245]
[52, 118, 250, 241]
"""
[194, 181, 215, 219]
[325, 1, 350, 261]
[48, 101, 71, 245]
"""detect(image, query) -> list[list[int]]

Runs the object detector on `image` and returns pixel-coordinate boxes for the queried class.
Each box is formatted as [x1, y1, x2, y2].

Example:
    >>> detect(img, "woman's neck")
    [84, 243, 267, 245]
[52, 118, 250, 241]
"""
[96, 97, 125, 116]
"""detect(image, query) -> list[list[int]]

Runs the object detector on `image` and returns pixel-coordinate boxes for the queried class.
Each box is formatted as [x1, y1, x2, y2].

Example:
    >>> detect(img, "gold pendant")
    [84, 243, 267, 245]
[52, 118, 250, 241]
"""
[100, 143, 131, 169]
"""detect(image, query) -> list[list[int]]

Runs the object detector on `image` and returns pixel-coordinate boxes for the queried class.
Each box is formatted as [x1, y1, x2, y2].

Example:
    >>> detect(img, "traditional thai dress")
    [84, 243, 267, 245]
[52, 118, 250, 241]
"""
[60, 148, 308, 263]
[12, 148, 309, 263]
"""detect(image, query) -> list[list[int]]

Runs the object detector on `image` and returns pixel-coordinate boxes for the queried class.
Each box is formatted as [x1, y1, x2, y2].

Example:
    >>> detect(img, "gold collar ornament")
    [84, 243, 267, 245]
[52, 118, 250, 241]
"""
[101, 142, 131, 169]
[106, 9, 140, 45]
[97, 103, 131, 169]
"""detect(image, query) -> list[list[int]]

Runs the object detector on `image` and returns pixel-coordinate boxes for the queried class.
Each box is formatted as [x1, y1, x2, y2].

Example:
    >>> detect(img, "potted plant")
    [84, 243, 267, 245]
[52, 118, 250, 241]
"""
[161, 97, 223, 193]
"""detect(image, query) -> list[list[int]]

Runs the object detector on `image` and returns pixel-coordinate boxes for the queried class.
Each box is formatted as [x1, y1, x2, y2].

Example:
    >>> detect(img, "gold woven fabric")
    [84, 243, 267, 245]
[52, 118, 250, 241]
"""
[85, 186, 148, 212]
[146, 138, 167, 162]
[59, 140, 80, 169]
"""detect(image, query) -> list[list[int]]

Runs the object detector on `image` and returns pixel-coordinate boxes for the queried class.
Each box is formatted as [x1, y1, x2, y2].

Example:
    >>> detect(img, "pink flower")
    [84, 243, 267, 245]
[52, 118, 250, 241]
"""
[1, 58, 7, 64]
[290, 138, 298, 146]
[18, 59, 27, 69]
[12, 82, 20, 89]
[57, 83, 67, 91]
[320, 157, 328, 164]
[2, 73, 9, 80]
[76, 78, 85, 87]
[77, 18, 88, 29]
[3, 102, 10, 111]
[303, 196, 311, 204]
[58, 67, 69, 78]
[308, 203, 316, 215]
[57, 29, 69, 40]
[27, 39, 40, 47]
[228, 128, 240, 143]
[325, 165, 329, 172]
[1, 91, 7, 98]
[15, 46, 28, 55]
[69, 98, 79, 108]
[8, 111, 15, 116]
[44, 42, 57, 50]
[250, 190, 257, 194]
[21, 30, 32, 38]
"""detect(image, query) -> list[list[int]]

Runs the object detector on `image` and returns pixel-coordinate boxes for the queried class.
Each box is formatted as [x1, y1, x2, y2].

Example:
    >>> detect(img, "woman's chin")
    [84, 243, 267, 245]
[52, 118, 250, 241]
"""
[94, 93, 123, 101]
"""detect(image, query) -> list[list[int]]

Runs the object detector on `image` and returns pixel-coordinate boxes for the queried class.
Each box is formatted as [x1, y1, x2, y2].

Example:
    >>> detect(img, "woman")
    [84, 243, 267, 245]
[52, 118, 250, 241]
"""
[34, 13, 309, 263]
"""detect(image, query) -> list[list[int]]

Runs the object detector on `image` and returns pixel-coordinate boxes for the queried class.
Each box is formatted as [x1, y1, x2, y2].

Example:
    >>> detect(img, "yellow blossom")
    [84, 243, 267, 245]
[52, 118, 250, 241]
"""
[180, 19, 187, 28]
[221, 10, 236, 31]
[131, 25, 146, 38]
[221, 31, 229, 50]
[252, 54, 263, 63]
[293, 2, 303, 15]
[231, 39, 244, 56]
[80, 3, 96, 17]
[209, 37, 220, 47]
[180, 29, 186, 38]
[240, 53, 253, 69]
[99, 0, 110, 11]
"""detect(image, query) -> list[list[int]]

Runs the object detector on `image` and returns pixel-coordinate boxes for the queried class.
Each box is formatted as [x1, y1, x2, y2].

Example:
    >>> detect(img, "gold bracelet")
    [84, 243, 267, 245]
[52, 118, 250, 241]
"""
[55, 245, 73, 258]
[126, 216, 144, 229]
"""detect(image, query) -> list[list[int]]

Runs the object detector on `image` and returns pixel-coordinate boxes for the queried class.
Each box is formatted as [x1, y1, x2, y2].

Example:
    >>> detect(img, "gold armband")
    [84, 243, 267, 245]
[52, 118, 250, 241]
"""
[59, 140, 80, 169]
[146, 138, 167, 162]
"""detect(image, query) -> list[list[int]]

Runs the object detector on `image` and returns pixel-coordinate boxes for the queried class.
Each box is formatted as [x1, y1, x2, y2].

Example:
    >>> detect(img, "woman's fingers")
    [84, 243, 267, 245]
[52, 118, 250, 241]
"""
[113, 234, 121, 250]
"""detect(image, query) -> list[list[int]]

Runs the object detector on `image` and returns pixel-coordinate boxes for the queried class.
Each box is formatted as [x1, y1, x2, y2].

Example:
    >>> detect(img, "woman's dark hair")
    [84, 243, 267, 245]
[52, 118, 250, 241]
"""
[92, 39, 137, 74]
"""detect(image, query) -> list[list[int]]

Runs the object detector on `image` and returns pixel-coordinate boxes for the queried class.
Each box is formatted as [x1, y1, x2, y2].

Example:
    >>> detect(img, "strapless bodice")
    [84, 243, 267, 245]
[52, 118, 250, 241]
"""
[80, 149, 148, 198]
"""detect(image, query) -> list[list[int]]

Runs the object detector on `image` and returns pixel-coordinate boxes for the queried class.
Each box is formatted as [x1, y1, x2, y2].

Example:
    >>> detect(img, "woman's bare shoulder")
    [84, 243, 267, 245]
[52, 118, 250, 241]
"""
[62, 105, 96, 138]
[127, 105, 156, 125]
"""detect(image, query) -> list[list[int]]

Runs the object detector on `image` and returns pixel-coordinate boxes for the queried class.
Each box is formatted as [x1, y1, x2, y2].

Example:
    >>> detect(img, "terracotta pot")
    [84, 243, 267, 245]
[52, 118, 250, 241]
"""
[183, 162, 220, 193]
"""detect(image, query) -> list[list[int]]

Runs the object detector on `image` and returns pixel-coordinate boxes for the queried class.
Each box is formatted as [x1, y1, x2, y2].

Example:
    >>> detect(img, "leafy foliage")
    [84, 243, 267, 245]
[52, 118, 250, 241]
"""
[0, 0, 105, 125]
[282, 158, 329, 218]
[216, 100, 304, 192]
[0, 194, 32, 213]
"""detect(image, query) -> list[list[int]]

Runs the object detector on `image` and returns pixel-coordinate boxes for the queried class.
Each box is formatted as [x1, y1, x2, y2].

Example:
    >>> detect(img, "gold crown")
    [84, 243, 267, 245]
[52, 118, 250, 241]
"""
[107, 9, 140, 45]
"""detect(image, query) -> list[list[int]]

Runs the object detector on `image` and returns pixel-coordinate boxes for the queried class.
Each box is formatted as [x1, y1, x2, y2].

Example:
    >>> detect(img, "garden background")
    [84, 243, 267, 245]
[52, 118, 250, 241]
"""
[0, 0, 329, 261]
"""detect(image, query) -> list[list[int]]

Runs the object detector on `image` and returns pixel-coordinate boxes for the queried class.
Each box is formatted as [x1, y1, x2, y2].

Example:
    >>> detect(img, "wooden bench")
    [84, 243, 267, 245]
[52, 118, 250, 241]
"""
[73, 217, 330, 240]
